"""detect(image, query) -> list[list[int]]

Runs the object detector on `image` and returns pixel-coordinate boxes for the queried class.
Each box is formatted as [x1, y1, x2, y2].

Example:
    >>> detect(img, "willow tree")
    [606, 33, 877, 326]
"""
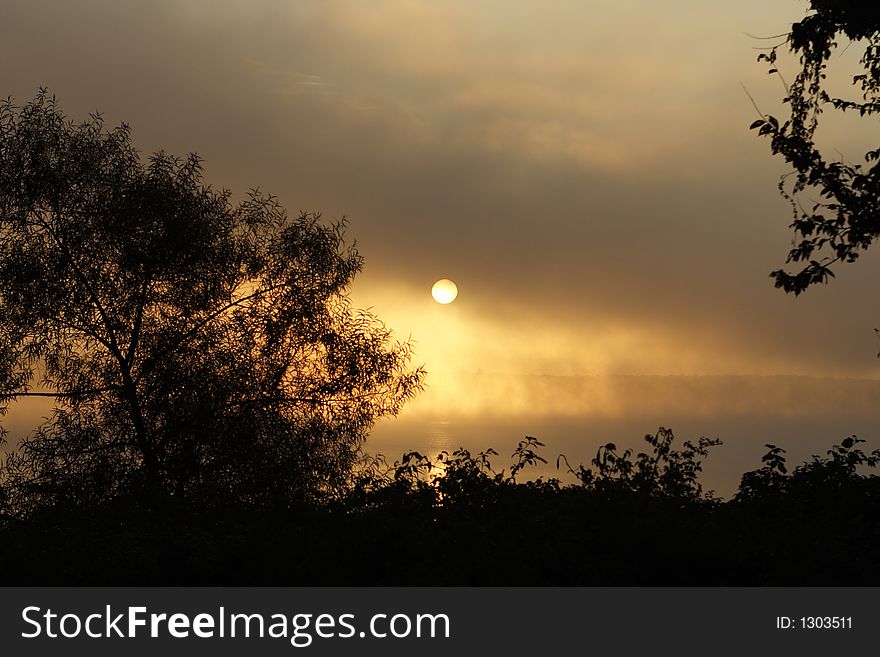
[0, 91, 424, 512]
[751, 1, 880, 293]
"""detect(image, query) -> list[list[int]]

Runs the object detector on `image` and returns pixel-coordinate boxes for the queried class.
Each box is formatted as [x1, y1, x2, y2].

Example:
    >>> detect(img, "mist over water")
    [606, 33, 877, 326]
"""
[367, 373, 880, 500]
[5, 376, 880, 500]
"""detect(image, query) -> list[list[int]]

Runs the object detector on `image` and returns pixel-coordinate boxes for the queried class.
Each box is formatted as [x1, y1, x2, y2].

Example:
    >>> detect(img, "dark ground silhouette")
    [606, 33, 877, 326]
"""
[2, 431, 879, 585]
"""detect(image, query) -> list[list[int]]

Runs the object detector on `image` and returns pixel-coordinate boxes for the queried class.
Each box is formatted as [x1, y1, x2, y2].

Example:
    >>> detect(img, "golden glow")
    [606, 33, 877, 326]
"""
[350, 276, 880, 424]
[431, 279, 458, 304]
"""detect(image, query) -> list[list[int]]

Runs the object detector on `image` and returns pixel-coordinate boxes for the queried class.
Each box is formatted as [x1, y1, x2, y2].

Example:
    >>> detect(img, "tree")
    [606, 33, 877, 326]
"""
[0, 90, 424, 513]
[751, 2, 880, 293]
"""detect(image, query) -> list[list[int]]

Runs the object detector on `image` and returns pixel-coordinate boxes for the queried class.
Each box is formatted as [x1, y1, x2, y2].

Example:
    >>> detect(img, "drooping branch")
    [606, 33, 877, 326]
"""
[752, 4, 880, 294]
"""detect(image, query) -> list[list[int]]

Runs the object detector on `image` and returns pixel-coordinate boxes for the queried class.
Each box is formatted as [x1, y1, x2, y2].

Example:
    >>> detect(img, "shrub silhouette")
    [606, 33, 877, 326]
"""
[1, 426, 879, 584]
[737, 437, 880, 503]
[562, 427, 721, 501]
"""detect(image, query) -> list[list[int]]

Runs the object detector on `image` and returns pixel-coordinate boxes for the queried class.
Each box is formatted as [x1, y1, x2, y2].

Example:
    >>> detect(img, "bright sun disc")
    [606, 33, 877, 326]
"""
[431, 279, 458, 304]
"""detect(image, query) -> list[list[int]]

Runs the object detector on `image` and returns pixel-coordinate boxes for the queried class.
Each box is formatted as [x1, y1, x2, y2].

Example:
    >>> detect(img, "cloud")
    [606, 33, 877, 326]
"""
[2, 0, 877, 388]
[399, 372, 880, 420]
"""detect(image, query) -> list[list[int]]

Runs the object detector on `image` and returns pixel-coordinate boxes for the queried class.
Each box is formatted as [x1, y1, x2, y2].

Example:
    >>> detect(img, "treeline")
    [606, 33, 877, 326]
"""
[2, 429, 878, 585]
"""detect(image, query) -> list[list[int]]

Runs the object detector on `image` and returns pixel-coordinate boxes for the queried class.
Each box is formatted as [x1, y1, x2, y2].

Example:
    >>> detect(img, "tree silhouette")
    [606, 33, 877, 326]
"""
[0, 90, 424, 512]
[751, 2, 880, 293]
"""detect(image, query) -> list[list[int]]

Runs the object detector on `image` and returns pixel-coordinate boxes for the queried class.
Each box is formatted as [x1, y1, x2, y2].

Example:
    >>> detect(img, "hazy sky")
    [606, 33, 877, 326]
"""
[3, 0, 880, 486]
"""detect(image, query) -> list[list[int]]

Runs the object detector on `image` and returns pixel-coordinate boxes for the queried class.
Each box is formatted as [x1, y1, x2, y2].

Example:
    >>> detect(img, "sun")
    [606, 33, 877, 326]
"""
[431, 279, 458, 304]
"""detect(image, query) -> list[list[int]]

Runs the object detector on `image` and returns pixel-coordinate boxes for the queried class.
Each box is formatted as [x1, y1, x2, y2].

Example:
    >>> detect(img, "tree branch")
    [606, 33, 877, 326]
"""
[135, 280, 290, 384]
[0, 387, 119, 400]
[125, 275, 150, 366]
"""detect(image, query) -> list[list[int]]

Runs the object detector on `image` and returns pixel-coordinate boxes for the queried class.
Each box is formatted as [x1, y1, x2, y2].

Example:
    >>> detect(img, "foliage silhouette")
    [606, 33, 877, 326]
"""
[560, 427, 720, 501]
[737, 436, 880, 502]
[1, 427, 879, 584]
[0, 90, 424, 513]
[751, 3, 880, 293]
